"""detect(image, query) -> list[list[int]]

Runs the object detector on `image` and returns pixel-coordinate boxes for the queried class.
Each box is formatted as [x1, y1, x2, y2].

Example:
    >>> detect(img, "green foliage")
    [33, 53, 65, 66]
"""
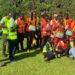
[0, 0, 75, 17]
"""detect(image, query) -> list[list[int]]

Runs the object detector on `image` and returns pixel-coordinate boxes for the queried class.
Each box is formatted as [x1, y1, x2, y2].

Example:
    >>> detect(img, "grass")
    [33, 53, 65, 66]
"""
[0, 36, 75, 75]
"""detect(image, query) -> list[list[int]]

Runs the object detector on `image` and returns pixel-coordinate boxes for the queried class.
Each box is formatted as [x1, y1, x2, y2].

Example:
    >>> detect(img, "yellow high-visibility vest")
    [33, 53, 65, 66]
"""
[7, 18, 17, 40]
[2, 16, 8, 34]
[43, 42, 53, 53]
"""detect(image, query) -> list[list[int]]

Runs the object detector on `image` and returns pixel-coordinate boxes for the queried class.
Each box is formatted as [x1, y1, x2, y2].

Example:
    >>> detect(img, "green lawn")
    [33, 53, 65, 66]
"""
[0, 36, 75, 75]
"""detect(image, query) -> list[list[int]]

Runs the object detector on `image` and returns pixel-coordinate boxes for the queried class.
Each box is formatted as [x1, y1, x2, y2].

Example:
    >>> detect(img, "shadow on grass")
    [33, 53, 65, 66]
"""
[0, 61, 11, 67]
[0, 58, 8, 61]
[0, 38, 2, 40]
[16, 49, 41, 61]
[0, 49, 41, 63]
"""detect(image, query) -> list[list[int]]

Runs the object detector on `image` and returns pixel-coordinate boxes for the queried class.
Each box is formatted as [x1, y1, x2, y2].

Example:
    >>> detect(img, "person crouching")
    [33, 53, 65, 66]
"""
[55, 36, 69, 58]
[42, 41, 55, 63]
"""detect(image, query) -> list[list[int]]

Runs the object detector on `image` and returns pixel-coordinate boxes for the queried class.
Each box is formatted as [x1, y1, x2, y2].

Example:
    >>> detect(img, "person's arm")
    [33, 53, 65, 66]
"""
[0, 18, 7, 28]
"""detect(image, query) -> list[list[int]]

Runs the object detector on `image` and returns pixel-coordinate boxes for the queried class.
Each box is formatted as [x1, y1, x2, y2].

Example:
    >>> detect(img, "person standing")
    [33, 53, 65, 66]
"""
[35, 15, 41, 47]
[7, 13, 17, 62]
[16, 15, 25, 51]
[0, 15, 9, 57]
[25, 12, 36, 51]
[40, 15, 51, 51]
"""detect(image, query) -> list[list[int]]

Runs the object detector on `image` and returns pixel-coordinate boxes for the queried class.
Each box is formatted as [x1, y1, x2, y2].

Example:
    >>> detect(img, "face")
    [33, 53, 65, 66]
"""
[7, 13, 12, 19]
[7, 15, 10, 19]
[20, 16, 24, 20]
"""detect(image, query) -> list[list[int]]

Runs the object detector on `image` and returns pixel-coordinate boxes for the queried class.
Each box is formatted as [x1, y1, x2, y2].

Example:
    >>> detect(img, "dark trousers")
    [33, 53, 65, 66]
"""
[35, 30, 41, 47]
[26, 31, 35, 50]
[43, 52, 55, 61]
[17, 32, 25, 50]
[8, 39, 17, 61]
[40, 36, 50, 51]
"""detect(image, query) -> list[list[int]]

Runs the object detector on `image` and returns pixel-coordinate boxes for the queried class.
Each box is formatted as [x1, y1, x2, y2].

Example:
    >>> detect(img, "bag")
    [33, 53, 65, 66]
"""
[32, 39, 36, 45]
[56, 32, 64, 38]
[29, 25, 36, 31]
[66, 30, 72, 36]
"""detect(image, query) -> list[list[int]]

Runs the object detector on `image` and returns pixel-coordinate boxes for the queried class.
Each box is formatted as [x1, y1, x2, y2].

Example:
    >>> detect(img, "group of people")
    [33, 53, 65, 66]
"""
[0, 12, 75, 65]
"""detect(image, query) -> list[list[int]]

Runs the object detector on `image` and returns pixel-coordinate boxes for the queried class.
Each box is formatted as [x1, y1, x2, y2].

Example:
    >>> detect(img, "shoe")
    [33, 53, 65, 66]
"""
[45, 59, 50, 63]
[27, 50, 30, 53]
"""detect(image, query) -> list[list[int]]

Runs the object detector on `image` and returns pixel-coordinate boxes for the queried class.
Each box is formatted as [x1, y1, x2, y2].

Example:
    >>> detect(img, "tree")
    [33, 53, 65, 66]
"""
[0, 0, 75, 17]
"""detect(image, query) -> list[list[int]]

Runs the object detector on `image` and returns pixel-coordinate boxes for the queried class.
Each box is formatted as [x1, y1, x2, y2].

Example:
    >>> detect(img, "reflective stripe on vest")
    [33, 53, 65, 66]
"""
[8, 32, 17, 40]
[43, 42, 53, 53]
[7, 18, 17, 40]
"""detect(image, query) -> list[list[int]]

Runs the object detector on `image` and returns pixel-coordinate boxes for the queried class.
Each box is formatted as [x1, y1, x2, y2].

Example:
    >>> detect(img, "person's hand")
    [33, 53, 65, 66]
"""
[35, 34, 38, 38]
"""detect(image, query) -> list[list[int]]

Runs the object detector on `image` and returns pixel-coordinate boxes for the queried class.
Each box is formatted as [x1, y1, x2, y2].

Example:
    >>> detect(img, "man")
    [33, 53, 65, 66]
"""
[16, 15, 25, 51]
[55, 36, 69, 57]
[40, 15, 51, 51]
[35, 15, 41, 47]
[25, 12, 36, 51]
[42, 40, 55, 63]
[7, 13, 17, 62]
[0, 15, 9, 57]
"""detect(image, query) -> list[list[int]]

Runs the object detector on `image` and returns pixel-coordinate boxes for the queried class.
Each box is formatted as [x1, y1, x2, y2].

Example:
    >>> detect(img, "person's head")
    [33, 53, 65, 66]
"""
[49, 16, 52, 21]
[62, 35, 67, 43]
[53, 14, 58, 20]
[45, 16, 49, 22]
[20, 14, 24, 20]
[7, 13, 13, 19]
[40, 12, 45, 18]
